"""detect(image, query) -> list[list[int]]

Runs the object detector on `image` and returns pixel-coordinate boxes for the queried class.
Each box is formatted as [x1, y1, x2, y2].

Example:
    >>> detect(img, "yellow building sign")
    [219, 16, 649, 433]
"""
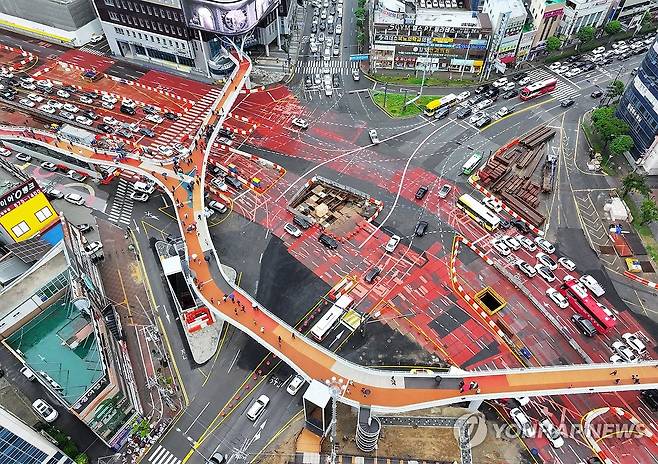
[0, 178, 57, 242]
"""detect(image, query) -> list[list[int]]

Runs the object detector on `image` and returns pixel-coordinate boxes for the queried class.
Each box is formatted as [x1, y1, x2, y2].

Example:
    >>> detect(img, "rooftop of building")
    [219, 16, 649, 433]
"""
[374, 0, 489, 29]
[485, 0, 527, 15]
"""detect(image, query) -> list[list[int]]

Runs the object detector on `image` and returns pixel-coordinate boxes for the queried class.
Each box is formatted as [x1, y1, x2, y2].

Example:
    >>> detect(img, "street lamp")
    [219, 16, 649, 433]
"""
[325, 377, 348, 464]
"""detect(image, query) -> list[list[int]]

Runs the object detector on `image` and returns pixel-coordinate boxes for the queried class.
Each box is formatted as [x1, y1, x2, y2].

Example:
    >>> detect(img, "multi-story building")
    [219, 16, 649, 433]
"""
[529, 0, 565, 48]
[616, 35, 658, 167]
[610, 0, 657, 28]
[0, 0, 102, 46]
[482, 0, 528, 74]
[90, 0, 296, 77]
[369, 0, 492, 76]
[559, 0, 614, 37]
[0, 407, 75, 464]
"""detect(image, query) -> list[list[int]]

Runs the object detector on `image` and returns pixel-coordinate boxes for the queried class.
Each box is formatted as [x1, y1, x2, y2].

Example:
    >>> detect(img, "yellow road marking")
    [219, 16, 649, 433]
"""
[480, 97, 556, 131]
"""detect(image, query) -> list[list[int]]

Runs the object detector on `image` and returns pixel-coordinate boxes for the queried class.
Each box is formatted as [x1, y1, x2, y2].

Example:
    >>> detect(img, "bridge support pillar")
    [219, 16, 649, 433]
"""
[467, 399, 484, 412]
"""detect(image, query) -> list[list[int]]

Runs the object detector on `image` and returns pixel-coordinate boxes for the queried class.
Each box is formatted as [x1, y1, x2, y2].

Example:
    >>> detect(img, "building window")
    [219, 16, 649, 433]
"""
[138, 32, 142, 39]
[114, 26, 124, 34]
[158, 23, 163, 32]
[156, 37, 161, 43]
[35, 206, 53, 222]
[104, 0, 115, 5]
[172, 11, 178, 21]
[164, 24, 170, 33]
[147, 5, 152, 15]
[140, 4, 145, 13]
[109, 11, 119, 21]
[139, 18, 144, 27]
[166, 10, 172, 20]
[11, 221, 30, 238]
[127, 1, 133, 11]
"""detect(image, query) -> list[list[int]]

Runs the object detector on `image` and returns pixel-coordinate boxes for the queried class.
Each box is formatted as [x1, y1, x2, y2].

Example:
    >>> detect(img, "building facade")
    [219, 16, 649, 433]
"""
[616, 35, 658, 162]
[0, 407, 74, 464]
[0, 178, 58, 245]
[91, 0, 296, 77]
[529, 0, 565, 48]
[559, 0, 614, 36]
[611, 0, 656, 28]
[482, 0, 528, 74]
[369, 0, 492, 76]
[0, 0, 102, 46]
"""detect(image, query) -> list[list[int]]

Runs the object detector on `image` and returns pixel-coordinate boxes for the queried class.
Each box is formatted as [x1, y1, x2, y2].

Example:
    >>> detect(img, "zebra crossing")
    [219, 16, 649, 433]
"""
[107, 180, 134, 225]
[148, 445, 181, 464]
[525, 68, 580, 100]
[156, 87, 222, 145]
[80, 46, 107, 56]
[296, 58, 359, 76]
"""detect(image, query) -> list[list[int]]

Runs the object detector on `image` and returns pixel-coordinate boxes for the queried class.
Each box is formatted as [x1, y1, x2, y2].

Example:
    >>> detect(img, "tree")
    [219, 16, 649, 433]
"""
[592, 113, 630, 147]
[357, 0, 366, 7]
[354, 7, 365, 19]
[546, 36, 562, 52]
[604, 20, 622, 36]
[577, 26, 596, 43]
[620, 171, 649, 197]
[591, 106, 614, 124]
[607, 80, 625, 99]
[610, 135, 634, 157]
[640, 197, 658, 225]
[74, 454, 89, 464]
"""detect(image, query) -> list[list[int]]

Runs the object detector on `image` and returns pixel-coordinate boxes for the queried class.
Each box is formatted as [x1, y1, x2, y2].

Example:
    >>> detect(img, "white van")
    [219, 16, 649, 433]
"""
[246, 395, 270, 421]
[133, 181, 155, 194]
[579, 274, 605, 297]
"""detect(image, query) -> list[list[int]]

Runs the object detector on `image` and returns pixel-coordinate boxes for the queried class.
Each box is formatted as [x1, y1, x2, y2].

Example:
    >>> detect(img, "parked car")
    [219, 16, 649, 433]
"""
[385, 234, 401, 252]
[284, 223, 302, 237]
[32, 399, 58, 422]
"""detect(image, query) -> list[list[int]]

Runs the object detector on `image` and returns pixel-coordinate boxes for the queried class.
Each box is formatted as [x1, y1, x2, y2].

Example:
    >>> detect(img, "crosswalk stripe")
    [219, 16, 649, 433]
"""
[148, 446, 165, 463]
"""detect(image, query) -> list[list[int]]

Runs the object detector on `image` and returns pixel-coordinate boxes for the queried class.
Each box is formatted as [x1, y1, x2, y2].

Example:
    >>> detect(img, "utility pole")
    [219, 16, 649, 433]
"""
[383, 82, 388, 108]
[325, 377, 347, 464]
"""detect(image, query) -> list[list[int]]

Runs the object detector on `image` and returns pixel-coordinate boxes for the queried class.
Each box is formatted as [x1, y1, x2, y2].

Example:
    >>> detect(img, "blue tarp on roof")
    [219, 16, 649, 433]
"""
[42, 223, 63, 245]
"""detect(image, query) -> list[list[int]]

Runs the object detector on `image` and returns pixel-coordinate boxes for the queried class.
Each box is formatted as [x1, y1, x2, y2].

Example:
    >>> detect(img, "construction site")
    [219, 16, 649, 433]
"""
[477, 125, 557, 227]
[288, 176, 381, 235]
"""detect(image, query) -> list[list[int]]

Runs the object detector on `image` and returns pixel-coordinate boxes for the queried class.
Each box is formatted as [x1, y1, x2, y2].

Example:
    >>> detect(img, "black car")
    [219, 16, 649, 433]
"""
[474, 84, 490, 94]
[455, 106, 472, 119]
[327, 25, 334, 34]
[484, 88, 499, 100]
[583, 62, 597, 71]
[1, 90, 15, 100]
[511, 72, 527, 81]
[225, 175, 242, 190]
[83, 110, 98, 120]
[120, 105, 136, 115]
[84, 91, 99, 99]
[499, 218, 511, 229]
[560, 99, 575, 107]
[511, 218, 529, 234]
[164, 111, 179, 121]
[571, 314, 597, 337]
[319, 233, 338, 249]
[566, 55, 580, 63]
[364, 267, 381, 283]
[305, 75, 313, 87]
[414, 220, 429, 237]
[332, 73, 340, 87]
[74, 223, 93, 233]
[590, 89, 603, 98]
[97, 123, 115, 133]
[218, 127, 235, 139]
[311, 23, 318, 33]
[62, 85, 77, 94]
[117, 128, 133, 138]
[139, 128, 156, 137]
[293, 215, 312, 230]
[319, 21, 326, 31]
[435, 107, 450, 120]
[502, 89, 518, 99]
[415, 186, 428, 199]
[641, 389, 658, 411]
[142, 105, 158, 114]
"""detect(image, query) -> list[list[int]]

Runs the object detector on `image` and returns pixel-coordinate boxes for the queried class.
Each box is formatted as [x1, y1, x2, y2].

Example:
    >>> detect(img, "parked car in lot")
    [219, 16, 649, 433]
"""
[19, 97, 35, 107]
[546, 288, 569, 309]
[38, 104, 56, 114]
[32, 399, 58, 422]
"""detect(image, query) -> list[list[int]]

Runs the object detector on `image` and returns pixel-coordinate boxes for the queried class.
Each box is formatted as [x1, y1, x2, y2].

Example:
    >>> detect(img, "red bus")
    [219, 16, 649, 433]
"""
[519, 78, 558, 101]
[560, 279, 616, 333]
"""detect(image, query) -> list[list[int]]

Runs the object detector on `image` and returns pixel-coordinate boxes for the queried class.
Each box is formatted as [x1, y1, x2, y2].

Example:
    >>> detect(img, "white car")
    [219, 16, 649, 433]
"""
[539, 419, 564, 448]
[90, 33, 104, 43]
[610, 354, 624, 363]
[438, 184, 452, 198]
[38, 104, 56, 114]
[292, 117, 309, 129]
[546, 288, 568, 309]
[158, 145, 174, 156]
[16, 153, 32, 162]
[246, 394, 270, 421]
[579, 274, 605, 297]
[534, 236, 555, 254]
[369, 129, 380, 144]
[469, 111, 485, 124]
[492, 77, 508, 88]
[548, 62, 561, 71]
[0, 147, 11, 157]
[622, 332, 646, 355]
[482, 196, 502, 212]
[502, 82, 515, 92]
[284, 223, 302, 237]
[121, 98, 137, 108]
[516, 260, 537, 278]
[385, 234, 401, 252]
[101, 101, 115, 110]
[64, 193, 85, 205]
[536, 252, 557, 270]
[518, 236, 536, 252]
[41, 161, 57, 171]
[565, 69, 581, 78]
[27, 93, 43, 103]
[556, 66, 570, 75]
[145, 114, 164, 124]
[287, 375, 305, 395]
[612, 341, 638, 362]
[518, 76, 531, 86]
[491, 238, 511, 256]
[103, 116, 118, 125]
[20, 82, 36, 90]
[63, 103, 79, 113]
[102, 94, 118, 104]
[496, 106, 512, 118]
[84, 241, 103, 255]
[510, 408, 535, 438]
[535, 264, 556, 283]
[592, 46, 606, 55]
[32, 399, 58, 423]
[57, 89, 70, 98]
[75, 115, 93, 126]
[130, 191, 149, 202]
[475, 99, 493, 111]
[457, 91, 470, 102]
[79, 95, 93, 104]
[502, 235, 521, 251]
[47, 99, 64, 109]
[558, 256, 576, 271]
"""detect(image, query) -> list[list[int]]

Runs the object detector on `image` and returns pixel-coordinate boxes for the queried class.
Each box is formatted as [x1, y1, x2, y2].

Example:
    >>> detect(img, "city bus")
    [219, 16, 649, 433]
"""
[310, 294, 354, 341]
[519, 78, 557, 101]
[423, 93, 458, 117]
[462, 151, 483, 175]
[560, 279, 616, 334]
[456, 193, 500, 232]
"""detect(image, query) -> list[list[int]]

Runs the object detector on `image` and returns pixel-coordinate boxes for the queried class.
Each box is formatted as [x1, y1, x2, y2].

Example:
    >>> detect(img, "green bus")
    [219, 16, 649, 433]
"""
[462, 151, 483, 175]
